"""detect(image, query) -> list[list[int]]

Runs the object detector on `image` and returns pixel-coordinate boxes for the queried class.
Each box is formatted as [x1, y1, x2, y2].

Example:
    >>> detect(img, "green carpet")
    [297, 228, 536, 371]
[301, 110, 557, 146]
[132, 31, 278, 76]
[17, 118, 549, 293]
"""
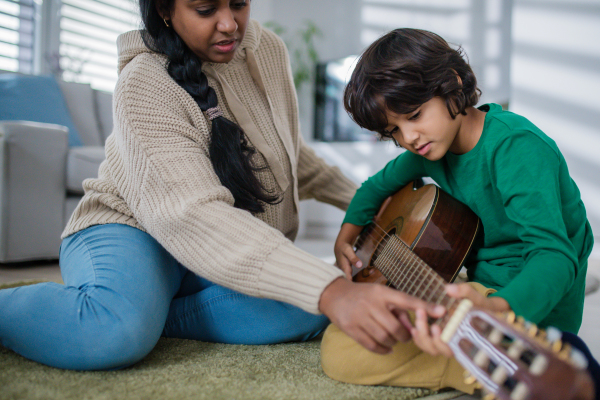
[0, 281, 464, 400]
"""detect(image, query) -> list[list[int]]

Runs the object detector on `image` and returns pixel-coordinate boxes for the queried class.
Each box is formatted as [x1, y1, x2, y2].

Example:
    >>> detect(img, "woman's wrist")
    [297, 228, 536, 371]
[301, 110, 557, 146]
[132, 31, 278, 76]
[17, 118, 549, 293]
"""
[318, 277, 350, 315]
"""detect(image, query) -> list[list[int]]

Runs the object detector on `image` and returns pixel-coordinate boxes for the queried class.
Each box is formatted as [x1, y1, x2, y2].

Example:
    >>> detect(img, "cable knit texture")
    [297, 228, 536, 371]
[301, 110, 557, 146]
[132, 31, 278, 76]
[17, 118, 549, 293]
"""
[62, 20, 357, 314]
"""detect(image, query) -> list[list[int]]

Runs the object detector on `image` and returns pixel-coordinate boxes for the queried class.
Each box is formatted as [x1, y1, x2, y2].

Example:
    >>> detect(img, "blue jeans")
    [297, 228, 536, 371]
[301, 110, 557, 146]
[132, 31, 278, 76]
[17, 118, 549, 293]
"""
[0, 224, 329, 370]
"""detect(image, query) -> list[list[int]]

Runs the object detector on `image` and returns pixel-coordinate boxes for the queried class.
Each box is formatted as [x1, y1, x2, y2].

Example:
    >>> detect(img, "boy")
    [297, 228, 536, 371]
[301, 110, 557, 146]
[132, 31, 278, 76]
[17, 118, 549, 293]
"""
[321, 28, 597, 396]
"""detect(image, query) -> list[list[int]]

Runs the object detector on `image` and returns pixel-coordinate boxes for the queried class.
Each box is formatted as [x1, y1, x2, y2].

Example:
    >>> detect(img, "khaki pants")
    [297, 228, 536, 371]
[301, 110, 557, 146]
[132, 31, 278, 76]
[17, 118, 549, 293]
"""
[320, 282, 496, 394]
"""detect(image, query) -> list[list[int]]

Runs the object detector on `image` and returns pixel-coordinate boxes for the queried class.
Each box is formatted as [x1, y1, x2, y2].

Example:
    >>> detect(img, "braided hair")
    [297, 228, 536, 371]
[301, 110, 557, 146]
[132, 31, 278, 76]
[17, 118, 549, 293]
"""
[138, 0, 280, 213]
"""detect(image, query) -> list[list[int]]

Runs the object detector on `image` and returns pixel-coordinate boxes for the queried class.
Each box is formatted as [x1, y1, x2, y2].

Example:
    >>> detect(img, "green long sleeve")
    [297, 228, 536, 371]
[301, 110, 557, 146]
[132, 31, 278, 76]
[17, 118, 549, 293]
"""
[343, 103, 593, 332]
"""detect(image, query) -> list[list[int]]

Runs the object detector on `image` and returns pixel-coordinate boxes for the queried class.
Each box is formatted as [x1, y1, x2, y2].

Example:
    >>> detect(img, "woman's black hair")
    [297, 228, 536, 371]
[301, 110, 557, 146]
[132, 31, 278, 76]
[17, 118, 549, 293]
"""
[344, 28, 481, 140]
[138, 0, 280, 213]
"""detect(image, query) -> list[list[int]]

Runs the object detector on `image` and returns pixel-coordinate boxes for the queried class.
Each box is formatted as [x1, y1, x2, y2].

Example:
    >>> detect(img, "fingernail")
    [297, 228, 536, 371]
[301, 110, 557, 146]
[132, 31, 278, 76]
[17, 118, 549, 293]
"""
[434, 305, 445, 314]
[356, 261, 362, 268]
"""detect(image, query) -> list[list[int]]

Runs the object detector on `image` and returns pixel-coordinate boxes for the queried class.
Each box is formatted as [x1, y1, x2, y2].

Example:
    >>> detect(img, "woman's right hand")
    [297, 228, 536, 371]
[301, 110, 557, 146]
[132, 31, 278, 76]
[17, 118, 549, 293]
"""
[318, 277, 446, 354]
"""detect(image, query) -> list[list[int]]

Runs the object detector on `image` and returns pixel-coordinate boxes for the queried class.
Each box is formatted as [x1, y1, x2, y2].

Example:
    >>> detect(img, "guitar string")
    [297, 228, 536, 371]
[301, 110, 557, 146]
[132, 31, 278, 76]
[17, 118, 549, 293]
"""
[367, 223, 459, 327]
[353, 222, 460, 326]
[354, 223, 446, 302]
[368, 222, 455, 306]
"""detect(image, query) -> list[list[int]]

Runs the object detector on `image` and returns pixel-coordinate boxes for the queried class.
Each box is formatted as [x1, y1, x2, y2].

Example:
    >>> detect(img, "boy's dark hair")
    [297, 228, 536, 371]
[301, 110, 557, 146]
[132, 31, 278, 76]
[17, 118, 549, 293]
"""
[138, 0, 280, 214]
[344, 28, 481, 139]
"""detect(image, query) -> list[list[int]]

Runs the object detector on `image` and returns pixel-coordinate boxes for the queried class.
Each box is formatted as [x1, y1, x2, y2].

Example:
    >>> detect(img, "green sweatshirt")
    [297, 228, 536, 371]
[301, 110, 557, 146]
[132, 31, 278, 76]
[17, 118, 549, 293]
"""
[343, 103, 594, 333]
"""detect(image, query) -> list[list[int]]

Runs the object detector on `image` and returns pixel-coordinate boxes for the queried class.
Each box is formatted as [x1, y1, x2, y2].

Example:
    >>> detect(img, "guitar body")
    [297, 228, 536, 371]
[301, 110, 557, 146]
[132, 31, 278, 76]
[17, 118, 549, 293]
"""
[349, 181, 594, 400]
[353, 181, 480, 285]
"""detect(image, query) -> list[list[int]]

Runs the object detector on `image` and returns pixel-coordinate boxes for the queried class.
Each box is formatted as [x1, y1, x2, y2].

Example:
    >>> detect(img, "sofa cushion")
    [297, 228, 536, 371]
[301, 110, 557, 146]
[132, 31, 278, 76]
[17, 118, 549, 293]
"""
[58, 80, 103, 147]
[94, 89, 113, 143]
[0, 74, 83, 146]
[66, 146, 106, 194]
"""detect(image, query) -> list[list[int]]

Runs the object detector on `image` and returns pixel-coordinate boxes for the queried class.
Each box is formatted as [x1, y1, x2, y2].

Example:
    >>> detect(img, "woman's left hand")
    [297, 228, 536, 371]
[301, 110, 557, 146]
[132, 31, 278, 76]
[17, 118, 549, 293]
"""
[408, 283, 511, 358]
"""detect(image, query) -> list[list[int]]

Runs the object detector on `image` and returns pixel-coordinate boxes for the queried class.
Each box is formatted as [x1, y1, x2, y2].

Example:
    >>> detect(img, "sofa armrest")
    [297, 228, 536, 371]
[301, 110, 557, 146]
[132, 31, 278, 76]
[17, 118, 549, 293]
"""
[0, 121, 69, 262]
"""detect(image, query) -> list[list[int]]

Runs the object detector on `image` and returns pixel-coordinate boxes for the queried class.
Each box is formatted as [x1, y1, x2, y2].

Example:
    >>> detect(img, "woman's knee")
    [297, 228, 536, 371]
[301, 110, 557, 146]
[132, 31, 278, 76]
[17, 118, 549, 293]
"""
[67, 294, 163, 370]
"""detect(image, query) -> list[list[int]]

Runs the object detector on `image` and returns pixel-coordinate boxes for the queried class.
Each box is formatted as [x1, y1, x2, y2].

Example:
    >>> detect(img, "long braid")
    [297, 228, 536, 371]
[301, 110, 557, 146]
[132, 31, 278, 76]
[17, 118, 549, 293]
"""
[139, 1, 280, 213]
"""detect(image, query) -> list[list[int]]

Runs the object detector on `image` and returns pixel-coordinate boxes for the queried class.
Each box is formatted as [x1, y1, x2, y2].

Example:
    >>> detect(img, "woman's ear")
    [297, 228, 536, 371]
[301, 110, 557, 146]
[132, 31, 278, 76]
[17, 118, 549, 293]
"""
[155, 1, 170, 21]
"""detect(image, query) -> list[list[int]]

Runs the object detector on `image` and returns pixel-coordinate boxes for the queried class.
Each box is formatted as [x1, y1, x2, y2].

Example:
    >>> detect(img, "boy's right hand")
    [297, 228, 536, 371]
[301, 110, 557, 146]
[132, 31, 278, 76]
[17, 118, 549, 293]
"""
[334, 223, 366, 280]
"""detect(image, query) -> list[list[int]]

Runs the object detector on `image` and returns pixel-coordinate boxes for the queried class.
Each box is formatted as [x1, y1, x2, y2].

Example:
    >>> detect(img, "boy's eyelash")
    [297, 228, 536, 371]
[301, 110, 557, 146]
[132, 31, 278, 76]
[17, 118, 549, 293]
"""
[408, 111, 421, 121]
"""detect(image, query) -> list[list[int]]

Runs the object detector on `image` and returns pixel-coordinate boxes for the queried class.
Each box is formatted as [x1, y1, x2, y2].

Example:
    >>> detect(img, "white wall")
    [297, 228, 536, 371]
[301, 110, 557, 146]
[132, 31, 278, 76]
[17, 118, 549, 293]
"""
[510, 0, 600, 235]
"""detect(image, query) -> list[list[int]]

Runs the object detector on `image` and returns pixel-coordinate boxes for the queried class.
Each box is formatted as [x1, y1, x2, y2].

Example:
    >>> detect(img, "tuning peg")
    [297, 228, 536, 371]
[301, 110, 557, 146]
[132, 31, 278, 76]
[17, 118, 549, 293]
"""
[505, 311, 516, 324]
[546, 326, 562, 342]
[558, 343, 572, 360]
[515, 316, 525, 328]
[545, 326, 563, 352]
[552, 339, 563, 353]
[511, 382, 530, 400]
[463, 374, 477, 385]
[488, 328, 504, 345]
[526, 323, 538, 338]
[473, 350, 489, 367]
[490, 365, 509, 385]
[507, 339, 525, 359]
[530, 354, 549, 376]
[482, 393, 496, 400]
[570, 347, 589, 370]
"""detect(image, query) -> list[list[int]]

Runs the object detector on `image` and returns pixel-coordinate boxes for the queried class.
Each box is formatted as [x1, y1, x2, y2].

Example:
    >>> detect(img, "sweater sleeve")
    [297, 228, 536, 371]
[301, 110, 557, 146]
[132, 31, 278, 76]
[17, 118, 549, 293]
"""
[343, 150, 427, 226]
[111, 63, 343, 315]
[296, 135, 358, 210]
[488, 132, 580, 324]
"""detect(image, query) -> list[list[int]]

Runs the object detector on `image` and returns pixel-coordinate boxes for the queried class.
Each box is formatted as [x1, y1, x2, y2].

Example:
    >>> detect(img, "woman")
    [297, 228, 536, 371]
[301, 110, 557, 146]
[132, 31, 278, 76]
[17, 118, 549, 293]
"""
[0, 0, 441, 371]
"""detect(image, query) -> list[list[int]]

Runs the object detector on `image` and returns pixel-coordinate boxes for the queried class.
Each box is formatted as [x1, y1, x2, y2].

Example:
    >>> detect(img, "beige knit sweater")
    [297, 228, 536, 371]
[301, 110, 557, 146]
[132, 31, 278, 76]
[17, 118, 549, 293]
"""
[62, 20, 357, 314]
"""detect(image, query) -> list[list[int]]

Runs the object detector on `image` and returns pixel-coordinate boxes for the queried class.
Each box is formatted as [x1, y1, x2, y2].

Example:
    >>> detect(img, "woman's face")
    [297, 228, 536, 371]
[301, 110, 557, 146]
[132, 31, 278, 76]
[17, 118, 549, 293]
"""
[166, 0, 251, 63]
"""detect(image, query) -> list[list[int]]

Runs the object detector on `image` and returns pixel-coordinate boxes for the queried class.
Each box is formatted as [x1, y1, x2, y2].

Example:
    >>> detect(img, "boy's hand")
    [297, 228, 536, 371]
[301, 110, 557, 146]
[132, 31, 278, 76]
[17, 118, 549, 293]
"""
[334, 223, 365, 280]
[319, 277, 446, 354]
[410, 283, 511, 358]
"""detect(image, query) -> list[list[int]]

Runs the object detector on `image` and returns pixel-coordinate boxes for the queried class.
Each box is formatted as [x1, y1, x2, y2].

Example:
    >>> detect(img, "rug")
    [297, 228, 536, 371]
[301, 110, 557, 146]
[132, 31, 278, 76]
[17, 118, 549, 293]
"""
[0, 281, 464, 400]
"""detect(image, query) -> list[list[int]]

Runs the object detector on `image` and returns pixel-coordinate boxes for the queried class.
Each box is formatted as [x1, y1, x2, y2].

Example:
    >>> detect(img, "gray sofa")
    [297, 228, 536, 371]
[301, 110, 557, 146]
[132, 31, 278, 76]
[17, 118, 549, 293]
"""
[0, 79, 110, 262]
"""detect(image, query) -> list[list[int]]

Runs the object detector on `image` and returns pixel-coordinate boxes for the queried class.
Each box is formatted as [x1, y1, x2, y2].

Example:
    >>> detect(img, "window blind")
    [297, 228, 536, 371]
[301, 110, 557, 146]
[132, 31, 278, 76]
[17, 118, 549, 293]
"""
[59, 0, 139, 91]
[0, 0, 35, 74]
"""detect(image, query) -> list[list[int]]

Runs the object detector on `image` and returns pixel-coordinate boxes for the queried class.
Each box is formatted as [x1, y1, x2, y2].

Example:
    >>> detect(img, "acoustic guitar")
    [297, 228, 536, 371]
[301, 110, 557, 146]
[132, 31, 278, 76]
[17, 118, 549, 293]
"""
[351, 180, 594, 400]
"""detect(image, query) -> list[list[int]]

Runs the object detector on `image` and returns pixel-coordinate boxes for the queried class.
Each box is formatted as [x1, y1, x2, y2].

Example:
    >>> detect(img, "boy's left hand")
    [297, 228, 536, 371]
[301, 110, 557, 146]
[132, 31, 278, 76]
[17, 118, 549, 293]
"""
[408, 283, 511, 358]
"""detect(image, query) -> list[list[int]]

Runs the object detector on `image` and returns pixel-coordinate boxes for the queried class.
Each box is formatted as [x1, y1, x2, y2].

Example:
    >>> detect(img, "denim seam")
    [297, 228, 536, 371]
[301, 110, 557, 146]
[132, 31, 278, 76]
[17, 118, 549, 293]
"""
[164, 292, 244, 330]
[70, 231, 99, 293]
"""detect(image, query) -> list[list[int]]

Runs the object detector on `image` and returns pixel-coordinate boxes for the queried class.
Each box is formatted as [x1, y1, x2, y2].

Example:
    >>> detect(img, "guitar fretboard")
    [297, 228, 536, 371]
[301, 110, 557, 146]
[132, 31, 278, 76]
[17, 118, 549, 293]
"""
[365, 223, 459, 327]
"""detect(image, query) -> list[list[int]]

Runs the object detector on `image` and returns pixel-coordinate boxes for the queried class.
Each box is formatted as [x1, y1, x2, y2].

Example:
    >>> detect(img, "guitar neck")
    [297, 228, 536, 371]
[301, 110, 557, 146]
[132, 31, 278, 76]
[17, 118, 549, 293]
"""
[372, 232, 459, 327]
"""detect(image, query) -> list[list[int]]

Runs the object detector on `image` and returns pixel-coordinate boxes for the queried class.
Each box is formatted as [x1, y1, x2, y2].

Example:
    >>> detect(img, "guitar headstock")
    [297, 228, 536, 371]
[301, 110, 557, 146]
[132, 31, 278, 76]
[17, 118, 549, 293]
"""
[441, 300, 595, 400]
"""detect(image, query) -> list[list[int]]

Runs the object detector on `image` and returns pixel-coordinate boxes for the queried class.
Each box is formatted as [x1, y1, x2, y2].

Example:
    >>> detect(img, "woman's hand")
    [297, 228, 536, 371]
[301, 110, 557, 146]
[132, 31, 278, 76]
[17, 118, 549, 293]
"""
[410, 283, 511, 358]
[334, 223, 365, 280]
[319, 277, 446, 354]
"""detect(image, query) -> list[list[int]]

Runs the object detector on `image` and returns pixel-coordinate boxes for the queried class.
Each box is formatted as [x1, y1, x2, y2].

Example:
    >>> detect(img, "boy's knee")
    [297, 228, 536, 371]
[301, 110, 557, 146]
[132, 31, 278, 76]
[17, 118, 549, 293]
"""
[320, 324, 369, 383]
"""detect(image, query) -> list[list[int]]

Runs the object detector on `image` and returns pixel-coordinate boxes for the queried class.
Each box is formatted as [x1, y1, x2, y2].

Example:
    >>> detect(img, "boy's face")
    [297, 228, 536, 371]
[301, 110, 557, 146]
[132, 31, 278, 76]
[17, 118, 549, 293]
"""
[384, 97, 463, 161]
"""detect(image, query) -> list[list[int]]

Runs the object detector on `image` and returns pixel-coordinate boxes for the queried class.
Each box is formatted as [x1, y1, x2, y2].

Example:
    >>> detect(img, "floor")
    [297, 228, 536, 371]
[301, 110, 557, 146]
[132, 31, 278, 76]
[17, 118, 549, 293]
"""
[1, 238, 599, 400]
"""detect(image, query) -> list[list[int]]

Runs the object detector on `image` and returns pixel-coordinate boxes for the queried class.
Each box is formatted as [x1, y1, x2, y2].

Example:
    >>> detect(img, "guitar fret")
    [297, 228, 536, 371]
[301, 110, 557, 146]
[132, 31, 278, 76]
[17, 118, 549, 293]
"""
[367, 221, 463, 331]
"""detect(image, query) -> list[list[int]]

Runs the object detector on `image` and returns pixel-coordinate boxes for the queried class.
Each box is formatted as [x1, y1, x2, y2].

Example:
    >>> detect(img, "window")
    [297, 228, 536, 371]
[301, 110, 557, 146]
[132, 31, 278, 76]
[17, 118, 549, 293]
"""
[314, 0, 513, 142]
[0, 0, 35, 74]
[58, 0, 139, 91]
